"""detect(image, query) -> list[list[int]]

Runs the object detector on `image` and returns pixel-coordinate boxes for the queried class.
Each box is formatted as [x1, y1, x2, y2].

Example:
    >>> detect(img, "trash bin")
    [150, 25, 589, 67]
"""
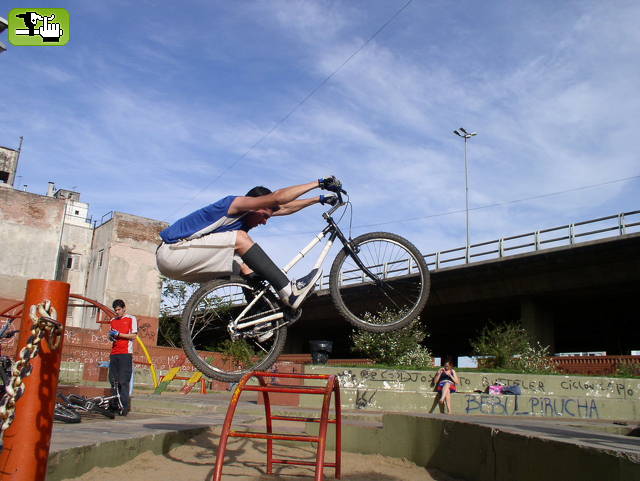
[309, 340, 333, 364]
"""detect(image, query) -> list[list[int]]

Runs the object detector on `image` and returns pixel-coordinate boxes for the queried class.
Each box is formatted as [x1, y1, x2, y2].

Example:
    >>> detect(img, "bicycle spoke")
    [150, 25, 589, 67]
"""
[181, 280, 287, 382]
[330, 233, 430, 332]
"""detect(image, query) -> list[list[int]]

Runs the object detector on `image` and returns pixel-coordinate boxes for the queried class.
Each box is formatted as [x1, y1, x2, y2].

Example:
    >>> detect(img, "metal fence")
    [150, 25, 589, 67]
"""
[318, 210, 640, 289]
[425, 210, 640, 270]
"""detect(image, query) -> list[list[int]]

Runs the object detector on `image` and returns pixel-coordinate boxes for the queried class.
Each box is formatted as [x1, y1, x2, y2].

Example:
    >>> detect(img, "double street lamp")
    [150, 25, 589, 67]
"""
[453, 127, 477, 254]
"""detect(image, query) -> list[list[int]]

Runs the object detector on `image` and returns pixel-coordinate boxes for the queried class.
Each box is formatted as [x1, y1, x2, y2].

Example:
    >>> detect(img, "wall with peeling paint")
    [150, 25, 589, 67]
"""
[1, 188, 167, 343]
[0, 187, 65, 299]
[83, 212, 167, 341]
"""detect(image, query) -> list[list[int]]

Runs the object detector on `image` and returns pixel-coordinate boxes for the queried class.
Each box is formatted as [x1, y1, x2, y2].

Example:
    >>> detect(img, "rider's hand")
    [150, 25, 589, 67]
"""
[318, 176, 342, 192]
[319, 194, 338, 206]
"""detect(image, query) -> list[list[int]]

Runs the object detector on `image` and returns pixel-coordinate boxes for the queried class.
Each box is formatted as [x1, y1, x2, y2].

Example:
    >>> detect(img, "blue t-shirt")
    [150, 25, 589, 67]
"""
[160, 196, 247, 244]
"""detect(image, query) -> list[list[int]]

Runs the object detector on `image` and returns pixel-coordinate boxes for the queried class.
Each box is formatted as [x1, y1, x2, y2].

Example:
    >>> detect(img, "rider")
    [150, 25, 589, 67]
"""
[156, 177, 341, 309]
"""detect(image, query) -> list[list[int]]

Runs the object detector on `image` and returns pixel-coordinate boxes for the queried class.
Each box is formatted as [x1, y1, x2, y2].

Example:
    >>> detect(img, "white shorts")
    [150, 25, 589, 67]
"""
[156, 231, 243, 283]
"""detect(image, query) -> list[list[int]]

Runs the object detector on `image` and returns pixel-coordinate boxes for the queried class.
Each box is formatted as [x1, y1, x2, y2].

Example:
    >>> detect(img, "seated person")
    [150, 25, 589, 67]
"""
[433, 361, 460, 414]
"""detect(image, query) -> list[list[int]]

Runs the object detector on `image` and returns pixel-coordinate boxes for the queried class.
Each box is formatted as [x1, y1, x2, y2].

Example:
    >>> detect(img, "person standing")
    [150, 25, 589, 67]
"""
[108, 299, 138, 416]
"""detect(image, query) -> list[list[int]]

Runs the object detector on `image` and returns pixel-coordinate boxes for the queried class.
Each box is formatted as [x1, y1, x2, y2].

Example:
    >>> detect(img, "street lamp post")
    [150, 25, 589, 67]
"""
[453, 127, 477, 261]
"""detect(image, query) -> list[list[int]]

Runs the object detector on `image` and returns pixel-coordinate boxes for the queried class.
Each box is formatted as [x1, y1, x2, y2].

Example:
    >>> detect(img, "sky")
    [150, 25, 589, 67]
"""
[2, 0, 639, 270]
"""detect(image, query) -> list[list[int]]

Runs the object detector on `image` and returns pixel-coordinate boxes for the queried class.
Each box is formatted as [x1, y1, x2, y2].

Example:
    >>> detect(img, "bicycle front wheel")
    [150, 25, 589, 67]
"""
[180, 278, 287, 383]
[329, 232, 430, 332]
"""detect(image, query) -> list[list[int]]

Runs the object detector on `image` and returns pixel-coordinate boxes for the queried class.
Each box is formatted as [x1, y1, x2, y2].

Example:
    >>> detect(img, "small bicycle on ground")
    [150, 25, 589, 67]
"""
[57, 390, 123, 419]
[180, 180, 430, 382]
[0, 319, 80, 423]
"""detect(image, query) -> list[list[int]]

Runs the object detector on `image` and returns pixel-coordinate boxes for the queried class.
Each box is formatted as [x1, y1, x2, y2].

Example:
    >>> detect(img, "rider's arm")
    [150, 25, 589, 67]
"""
[228, 180, 320, 215]
[433, 369, 443, 384]
[271, 196, 320, 216]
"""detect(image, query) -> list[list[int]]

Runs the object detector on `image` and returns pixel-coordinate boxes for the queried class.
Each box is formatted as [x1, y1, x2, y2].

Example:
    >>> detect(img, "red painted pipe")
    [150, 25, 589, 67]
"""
[0, 279, 69, 481]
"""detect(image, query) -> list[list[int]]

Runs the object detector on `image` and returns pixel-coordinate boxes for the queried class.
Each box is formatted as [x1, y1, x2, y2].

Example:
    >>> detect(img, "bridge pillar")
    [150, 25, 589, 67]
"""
[520, 297, 555, 352]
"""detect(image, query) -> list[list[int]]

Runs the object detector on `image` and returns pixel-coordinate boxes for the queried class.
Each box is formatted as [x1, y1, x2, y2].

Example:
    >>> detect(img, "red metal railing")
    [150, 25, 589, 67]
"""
[213, 371, 341, 481]
[551, 355, 640, 375]
[0, 279, 70, 481]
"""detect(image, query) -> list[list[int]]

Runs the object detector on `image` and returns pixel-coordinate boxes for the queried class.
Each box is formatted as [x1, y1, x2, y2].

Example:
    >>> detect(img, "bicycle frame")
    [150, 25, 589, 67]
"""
[231, 202, 363, 333]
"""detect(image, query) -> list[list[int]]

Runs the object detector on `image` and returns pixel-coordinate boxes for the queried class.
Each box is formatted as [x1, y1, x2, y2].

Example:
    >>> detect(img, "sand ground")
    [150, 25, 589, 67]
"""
[66, 428, 460, 481]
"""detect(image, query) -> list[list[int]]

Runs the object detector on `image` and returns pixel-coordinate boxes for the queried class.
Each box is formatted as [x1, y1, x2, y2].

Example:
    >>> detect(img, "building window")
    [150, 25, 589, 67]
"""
[74, 210, 80, 215]
[98, 249, 104, 268]
[0, 171, 8, 183]
[65, 254, 80, 271]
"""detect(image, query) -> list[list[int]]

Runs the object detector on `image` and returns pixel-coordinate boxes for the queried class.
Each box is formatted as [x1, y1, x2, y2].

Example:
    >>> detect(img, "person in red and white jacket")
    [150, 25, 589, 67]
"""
[108, 299, 137, 416]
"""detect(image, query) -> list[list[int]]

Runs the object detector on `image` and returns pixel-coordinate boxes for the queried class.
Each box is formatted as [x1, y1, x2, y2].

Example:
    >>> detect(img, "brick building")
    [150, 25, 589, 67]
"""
[0, 147, 166, 345]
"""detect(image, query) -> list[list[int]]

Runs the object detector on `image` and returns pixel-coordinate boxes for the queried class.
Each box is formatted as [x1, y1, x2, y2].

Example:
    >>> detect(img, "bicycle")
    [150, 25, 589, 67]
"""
[57, 391, 122, 419]
[180, 180, 430, 382]
[0, 319, 80, 423]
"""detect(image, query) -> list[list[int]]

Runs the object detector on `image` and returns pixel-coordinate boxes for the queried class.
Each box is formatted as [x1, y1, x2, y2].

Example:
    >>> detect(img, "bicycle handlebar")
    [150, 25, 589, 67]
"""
[322, 182, 348, 218]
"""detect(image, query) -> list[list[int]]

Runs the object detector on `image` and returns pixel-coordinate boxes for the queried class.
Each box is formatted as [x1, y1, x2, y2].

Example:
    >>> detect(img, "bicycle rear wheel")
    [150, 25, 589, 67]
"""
[180, 278, 287, 383]
[329, 232, 430, 332]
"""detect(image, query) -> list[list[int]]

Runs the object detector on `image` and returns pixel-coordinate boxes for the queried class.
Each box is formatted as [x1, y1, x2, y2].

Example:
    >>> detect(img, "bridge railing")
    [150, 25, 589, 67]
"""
[426, 209, 640, 270]
[317, 210, 640, 289]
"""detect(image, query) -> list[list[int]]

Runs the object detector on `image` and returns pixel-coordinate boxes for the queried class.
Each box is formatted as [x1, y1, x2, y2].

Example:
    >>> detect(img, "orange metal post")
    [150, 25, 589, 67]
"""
[0, 279, 70, 481]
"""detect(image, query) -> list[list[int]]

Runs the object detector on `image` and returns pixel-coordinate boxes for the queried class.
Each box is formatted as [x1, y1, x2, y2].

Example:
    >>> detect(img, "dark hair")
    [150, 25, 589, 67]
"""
[112, 299, 125, 309]
[245, 186, 272, 197]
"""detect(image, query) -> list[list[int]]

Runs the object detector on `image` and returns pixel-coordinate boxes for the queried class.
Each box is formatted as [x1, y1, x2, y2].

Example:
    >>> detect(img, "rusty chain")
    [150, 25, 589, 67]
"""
[0, 300, 64, 444]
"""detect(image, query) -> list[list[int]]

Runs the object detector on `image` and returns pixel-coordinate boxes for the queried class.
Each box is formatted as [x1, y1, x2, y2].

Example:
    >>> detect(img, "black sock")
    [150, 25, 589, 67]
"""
[241, 244, 290, 291]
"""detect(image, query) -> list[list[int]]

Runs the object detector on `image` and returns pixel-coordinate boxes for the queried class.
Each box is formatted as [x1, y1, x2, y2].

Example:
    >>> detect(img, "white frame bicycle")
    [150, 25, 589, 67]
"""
[180, 185, 431, 382]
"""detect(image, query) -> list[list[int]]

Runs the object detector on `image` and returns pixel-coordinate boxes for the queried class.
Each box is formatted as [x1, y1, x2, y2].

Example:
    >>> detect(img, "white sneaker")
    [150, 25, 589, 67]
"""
[282, 269, 322, 309]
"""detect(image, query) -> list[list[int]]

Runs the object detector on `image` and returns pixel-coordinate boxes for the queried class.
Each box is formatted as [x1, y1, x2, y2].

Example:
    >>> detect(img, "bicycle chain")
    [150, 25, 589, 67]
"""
[0, 300, 64, 446]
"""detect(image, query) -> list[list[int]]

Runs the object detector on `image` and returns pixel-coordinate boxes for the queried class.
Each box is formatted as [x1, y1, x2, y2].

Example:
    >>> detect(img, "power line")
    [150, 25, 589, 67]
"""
[356, 174, 640, 228]
[167, 0, 414, 221]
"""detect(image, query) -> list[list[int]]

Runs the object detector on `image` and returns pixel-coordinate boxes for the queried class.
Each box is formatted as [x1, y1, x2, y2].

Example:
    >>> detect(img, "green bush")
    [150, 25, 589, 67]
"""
[470, 321, 557, 374]
[351, 313, 432, 369]
[218, 338, 255, 369]
[615, 362, 640, 378]
[509, 342, 558, 374]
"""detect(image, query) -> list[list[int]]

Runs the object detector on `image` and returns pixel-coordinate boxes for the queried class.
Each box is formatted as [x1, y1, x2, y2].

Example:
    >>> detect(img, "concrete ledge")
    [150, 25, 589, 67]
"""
[46, 392, 640, 481]
[47, 419, 210, 481]
[308, 413, 640, 481]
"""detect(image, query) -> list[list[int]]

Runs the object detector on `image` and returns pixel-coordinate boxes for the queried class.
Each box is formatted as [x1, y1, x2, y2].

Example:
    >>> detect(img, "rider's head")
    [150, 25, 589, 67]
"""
[244, 186, 279, 229]
[246, 186, 272, 197]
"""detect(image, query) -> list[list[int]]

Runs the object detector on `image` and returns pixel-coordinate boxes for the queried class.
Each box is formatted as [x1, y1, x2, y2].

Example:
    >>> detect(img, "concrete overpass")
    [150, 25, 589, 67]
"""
[289, 210, 640, 359]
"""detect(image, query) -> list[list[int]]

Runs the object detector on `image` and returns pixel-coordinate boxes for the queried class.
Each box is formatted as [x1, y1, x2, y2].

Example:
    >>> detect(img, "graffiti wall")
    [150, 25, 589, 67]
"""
[301, 366, 640, 420]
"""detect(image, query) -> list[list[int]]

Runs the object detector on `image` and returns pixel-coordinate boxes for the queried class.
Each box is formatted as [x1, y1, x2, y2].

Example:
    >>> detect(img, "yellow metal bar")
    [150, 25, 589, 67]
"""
[135, 337, 159, 388]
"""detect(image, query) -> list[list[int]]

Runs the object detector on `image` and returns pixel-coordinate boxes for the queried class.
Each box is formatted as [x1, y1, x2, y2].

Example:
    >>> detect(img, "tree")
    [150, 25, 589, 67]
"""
[470, 321, 557, 373]
[351, 311, 432, 369]
[157, 276, 198, 347]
